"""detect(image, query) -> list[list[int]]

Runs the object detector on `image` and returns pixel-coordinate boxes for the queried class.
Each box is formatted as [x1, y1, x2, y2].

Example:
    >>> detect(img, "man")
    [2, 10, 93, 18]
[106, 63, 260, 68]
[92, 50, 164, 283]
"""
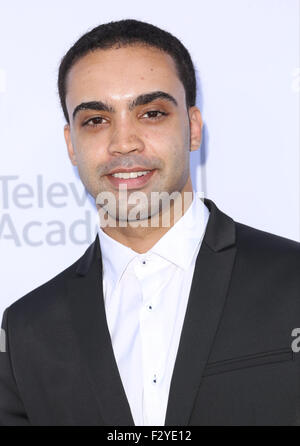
[0, 19, 299, 426]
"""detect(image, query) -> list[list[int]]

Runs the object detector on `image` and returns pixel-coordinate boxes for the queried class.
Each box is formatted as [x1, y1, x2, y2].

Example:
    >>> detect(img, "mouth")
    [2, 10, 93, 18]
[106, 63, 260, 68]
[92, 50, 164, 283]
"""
[106, 169, 156, 190]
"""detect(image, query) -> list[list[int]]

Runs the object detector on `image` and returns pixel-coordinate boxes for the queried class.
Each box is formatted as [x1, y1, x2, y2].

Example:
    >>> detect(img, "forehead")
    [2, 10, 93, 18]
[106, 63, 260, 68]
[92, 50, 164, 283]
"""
[65, 45, 185, 107]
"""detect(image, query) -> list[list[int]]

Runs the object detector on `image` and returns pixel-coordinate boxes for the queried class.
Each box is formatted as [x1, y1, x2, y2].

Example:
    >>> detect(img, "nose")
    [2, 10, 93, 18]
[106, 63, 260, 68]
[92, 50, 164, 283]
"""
[108, 118, 145, 156]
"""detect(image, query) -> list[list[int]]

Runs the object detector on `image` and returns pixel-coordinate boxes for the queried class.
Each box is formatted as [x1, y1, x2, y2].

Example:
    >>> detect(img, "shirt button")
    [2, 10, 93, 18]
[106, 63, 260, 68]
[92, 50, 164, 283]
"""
[148, 305, 152, 310]
[142, 260, 146, 265]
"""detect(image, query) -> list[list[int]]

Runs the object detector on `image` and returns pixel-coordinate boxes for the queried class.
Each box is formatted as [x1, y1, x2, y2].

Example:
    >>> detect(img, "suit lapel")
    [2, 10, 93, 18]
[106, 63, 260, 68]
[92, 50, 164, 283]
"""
[66, 197, 236, 426]
[66, 238, 135, 426]
[164, 198, 237, 425]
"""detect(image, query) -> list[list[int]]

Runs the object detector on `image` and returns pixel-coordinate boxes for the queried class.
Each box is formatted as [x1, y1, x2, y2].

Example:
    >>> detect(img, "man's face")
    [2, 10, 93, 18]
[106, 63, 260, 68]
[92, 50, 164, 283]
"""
[64, 45, 202, 221]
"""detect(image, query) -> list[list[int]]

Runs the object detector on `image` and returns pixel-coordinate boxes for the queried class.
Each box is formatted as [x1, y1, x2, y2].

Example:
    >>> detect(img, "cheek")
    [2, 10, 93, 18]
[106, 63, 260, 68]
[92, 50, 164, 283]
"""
[73, 133, 103, 165]
[75, 149, 98, 180]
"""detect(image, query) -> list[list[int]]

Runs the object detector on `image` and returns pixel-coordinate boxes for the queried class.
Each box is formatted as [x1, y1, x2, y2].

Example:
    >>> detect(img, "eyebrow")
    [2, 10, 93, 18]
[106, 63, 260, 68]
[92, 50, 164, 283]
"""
[72, 90, 178, 122]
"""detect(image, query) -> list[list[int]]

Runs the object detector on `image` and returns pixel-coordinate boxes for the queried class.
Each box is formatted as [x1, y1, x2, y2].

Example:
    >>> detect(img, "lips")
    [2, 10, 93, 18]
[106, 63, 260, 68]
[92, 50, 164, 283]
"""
[108, 167, 153, 175]
[106, 169, 156, 190]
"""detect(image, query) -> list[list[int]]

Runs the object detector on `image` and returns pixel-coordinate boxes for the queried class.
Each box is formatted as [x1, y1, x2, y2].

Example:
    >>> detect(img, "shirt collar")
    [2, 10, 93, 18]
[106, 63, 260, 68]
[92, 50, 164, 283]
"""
[148, 190, 209, 270]
[97, 190, 210, 285]
[97, 222, 137, 289]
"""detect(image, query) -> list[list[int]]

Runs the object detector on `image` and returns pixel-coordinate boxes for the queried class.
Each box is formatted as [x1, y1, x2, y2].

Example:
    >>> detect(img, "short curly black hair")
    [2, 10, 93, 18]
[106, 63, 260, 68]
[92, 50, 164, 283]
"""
[57, 19, 197, 124]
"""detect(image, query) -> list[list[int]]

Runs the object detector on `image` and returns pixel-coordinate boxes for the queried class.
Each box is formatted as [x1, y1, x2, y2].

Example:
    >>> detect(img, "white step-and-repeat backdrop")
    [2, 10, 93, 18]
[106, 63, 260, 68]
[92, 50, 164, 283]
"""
[0, 0, 299, 321]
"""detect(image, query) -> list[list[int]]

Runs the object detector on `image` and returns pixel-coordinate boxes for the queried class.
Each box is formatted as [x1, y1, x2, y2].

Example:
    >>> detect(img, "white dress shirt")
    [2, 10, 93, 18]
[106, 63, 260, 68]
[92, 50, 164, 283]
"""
[97, 191, 210, 426]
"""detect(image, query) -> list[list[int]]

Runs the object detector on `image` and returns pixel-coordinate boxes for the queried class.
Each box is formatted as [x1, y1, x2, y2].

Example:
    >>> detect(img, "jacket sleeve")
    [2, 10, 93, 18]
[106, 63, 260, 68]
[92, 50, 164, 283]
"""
[0, 307, 31, 425]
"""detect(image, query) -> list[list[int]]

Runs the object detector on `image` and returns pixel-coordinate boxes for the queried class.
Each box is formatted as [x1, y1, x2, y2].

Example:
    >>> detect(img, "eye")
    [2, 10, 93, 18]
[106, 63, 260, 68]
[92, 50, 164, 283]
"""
[82, 116, 108, 128]
[141, 110, 168, 120]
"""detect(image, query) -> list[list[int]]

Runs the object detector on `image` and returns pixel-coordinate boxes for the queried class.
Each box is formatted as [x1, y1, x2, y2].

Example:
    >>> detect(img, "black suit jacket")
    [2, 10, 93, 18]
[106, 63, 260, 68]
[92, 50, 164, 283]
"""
[0, 198, 299, 426]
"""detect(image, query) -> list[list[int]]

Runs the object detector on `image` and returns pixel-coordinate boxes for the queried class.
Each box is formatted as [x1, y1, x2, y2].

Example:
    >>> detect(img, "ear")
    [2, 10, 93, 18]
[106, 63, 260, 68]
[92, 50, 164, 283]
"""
[188, 106, 203, 152]
[64, 124, 77, 166]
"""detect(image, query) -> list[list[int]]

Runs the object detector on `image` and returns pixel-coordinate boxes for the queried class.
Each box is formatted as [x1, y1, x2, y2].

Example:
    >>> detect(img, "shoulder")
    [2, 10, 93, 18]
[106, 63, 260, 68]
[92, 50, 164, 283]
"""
[235, 221, 299, 257]
[234, 221, 300, 283]
[3, 241, 96, 328]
